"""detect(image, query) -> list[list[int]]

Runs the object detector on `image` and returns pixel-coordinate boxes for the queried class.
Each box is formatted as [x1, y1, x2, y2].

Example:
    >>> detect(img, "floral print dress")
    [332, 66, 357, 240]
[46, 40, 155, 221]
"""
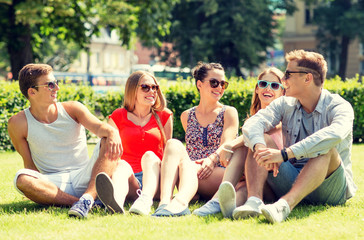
[185, 106, 226, 162]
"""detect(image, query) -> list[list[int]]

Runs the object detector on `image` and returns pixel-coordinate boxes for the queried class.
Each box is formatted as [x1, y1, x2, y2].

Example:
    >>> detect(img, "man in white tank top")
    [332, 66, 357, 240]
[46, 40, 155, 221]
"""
[8, 64, 122, 218]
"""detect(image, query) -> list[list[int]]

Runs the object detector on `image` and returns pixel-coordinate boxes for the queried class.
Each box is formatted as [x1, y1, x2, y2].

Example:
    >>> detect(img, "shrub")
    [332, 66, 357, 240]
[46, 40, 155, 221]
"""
[1, 75, 363, 151]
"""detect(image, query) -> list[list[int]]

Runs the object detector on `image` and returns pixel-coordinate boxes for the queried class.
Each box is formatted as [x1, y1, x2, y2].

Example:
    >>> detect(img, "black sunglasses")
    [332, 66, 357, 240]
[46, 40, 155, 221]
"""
[32, 80, 59, 91]
[139, 84, 159, 92]
[257, 80, 284, 91]
[284, 70, 308, 80]
[203, 79, 229, 89]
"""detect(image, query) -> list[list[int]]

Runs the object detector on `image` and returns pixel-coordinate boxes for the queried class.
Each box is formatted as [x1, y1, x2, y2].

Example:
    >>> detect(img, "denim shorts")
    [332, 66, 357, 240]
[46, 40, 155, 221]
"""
[134, 171, 143, 189]
[267, 161, 347, 205]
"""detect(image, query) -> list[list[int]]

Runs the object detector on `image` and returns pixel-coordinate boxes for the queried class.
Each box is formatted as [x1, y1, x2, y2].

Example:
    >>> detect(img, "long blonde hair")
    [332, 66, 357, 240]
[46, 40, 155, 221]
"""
[249, 67, 284, 116]
[123, 71, 166, 112]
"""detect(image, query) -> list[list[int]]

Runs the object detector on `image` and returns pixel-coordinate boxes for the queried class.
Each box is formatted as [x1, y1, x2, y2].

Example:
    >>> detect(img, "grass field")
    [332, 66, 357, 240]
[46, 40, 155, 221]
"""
[0, 145, 363, 240]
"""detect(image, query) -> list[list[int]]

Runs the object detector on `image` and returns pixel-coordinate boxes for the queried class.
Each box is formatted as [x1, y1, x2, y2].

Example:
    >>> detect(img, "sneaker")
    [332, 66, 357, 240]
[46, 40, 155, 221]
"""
[218, 181, 236, 218]
[68, 197, 92, 218]
[129, 189, 153, 215]
[96, 172, 124, 214]
[232, 197, 263, 220]
[261, 199, 290, 223]
[192, 198, 220, 217]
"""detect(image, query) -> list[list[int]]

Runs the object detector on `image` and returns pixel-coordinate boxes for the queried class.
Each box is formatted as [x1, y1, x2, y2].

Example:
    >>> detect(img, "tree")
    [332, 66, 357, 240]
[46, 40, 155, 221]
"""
[308, 0, 364, 79]
[0, 0, 178, 80]
[156, 0, 295, 77]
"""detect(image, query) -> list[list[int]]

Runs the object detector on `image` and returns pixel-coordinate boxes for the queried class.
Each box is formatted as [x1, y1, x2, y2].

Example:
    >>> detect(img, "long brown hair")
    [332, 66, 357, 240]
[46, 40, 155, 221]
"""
[123, 71, 166, 112]
[249, 67, 284, 116]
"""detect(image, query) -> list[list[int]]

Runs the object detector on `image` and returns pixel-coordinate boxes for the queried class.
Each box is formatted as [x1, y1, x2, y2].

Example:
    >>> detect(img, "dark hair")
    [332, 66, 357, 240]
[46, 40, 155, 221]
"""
[18, 63, 53, 99]
[192, 62, 224, 88]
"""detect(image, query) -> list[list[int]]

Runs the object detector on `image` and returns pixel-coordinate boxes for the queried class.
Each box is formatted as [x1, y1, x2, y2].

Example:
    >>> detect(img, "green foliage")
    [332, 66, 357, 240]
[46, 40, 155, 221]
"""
[0, 0, 179, 79]
[158, 0, 292, 76]
[1, 76, 364, 151]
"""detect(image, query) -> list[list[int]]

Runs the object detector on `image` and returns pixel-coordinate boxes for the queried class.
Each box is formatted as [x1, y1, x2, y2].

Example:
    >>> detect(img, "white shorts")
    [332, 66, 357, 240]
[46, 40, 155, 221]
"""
[13, 141, 101, 198]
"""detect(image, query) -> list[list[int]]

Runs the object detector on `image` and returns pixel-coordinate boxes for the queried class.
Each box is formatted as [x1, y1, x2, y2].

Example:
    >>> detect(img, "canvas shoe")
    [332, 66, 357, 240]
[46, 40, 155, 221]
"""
[232, 197, 263, 220]
[192, 198, 220, 216]
[129, 189, 153, 215]
[68, 196, 92, 218]
[96, 172, 125, 214]
[218, 181, 236, 218]
[261, 199, 291, 223]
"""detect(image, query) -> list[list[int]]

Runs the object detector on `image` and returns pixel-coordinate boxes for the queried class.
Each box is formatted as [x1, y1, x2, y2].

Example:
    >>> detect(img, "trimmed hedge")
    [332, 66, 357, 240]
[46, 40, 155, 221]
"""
[1, 76, 363, 151]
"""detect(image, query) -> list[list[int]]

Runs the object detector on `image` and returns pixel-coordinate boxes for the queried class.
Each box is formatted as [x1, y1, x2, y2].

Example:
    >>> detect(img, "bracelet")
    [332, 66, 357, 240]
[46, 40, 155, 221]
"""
[281, 148, 288, 162]
[209, 152, 220, 165]
[222, 146, 234, 154]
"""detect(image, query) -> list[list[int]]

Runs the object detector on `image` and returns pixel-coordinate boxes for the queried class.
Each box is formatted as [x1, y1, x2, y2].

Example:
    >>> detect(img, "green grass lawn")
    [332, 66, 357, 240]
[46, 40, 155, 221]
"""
[0, 145, 363, 240]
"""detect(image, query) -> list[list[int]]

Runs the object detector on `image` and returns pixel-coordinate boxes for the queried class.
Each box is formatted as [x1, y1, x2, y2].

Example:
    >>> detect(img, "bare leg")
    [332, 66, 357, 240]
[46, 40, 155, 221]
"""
[197, 166, 225, 200]
[16, 175, 77, 206]
[164, 159, 198, 213]
[110, 160, 140, 205]
[140, 151, 161, 199]
[83, 138, 118, 199]
[282, 148, 341, 210]
[159, 139, 189, 205]
[211, 146, 248, 199]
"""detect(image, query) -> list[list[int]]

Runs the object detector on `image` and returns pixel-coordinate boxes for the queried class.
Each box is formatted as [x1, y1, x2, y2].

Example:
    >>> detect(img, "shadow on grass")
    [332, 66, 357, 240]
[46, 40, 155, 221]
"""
[0, 201, 68, 214]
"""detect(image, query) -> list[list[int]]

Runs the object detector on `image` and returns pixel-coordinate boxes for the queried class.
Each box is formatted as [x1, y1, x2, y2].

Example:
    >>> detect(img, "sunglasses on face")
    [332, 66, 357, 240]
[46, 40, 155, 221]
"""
[32, 80, 59, 91]
[257, 80, 284, 91]
[284, 70, 308, 80]
[204, 79, 229, 89]
[139, 84, 159, 92]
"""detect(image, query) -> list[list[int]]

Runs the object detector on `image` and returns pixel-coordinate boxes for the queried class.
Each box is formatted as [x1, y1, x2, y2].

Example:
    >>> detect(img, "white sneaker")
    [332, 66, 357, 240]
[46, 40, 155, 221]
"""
[233, 197, 263, 220]
[261, 199, 290, 223]
[218, 181, 236, 218]
[129, 189, 153, 215]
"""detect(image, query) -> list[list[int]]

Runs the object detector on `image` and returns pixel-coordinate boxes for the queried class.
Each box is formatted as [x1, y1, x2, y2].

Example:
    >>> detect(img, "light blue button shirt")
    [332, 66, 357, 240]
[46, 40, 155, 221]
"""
[242, 89, 357, 199]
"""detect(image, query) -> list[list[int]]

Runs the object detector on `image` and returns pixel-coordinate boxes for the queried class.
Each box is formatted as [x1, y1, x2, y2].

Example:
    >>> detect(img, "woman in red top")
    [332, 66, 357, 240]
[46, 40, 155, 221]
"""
[95, 71, 173, 215]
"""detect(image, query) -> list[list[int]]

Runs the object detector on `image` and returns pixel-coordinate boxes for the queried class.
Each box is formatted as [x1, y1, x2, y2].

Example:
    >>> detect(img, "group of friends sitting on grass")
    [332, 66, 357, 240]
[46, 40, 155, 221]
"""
[8, 49, 356, 223]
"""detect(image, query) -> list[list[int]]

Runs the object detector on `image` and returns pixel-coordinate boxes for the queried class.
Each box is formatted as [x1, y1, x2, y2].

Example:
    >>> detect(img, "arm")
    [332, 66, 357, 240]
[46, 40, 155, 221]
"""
[63, 101, 122, 160]
[289, 100, 354, 160]
[163, 115, 173, 140]
[8, 112, 38, 171]
[242, 98, 284, 151]
[180, 109, 189, 132]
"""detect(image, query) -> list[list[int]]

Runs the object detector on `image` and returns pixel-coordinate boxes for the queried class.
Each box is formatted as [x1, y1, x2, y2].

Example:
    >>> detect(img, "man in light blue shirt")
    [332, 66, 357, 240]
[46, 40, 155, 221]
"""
[233, 50, 356, 223]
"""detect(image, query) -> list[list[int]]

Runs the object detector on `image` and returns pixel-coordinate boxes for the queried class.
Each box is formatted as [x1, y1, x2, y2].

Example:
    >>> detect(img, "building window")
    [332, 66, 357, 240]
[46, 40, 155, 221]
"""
[360, 43, 364, 74]
[305, 6, 314, 25]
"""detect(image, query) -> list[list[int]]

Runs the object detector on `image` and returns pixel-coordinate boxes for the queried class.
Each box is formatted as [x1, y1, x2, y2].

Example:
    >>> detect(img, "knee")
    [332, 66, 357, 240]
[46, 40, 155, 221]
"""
[141, 151, 161, 167]
[16, 174, 33, 191]
[164, 139, 184, 155]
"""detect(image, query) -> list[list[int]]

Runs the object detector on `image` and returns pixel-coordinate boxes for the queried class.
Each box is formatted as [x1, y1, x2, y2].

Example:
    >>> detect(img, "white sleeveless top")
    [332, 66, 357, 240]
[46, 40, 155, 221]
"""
[25, 102, 89, 174]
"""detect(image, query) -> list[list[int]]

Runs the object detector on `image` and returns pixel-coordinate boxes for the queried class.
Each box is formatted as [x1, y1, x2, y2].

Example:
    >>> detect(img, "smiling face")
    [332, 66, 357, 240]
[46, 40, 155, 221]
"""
[255, 72, 284, 109]
[29, 73, 59, 104]
[197, 68, 226, 101]
[135, 75, 158, 107]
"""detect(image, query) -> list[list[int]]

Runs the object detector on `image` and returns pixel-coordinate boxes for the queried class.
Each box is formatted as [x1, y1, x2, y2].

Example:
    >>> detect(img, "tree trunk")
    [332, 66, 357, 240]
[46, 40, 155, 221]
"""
[6, 1, 33, 80]
[338, 35, 350, 81]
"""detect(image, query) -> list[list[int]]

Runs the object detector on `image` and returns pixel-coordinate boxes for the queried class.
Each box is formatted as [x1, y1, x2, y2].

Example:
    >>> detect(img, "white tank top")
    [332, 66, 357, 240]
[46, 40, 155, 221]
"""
[25, 102, 89, 174]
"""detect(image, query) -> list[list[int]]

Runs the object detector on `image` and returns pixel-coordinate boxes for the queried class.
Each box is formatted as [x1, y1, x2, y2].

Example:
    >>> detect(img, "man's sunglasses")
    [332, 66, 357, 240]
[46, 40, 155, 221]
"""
[284, 70, 308, 80]
[32, 80, 59, 91]
[257, 80, 284, 91]
[204, 79, 229, 89]
[139, 84, 159, 92]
